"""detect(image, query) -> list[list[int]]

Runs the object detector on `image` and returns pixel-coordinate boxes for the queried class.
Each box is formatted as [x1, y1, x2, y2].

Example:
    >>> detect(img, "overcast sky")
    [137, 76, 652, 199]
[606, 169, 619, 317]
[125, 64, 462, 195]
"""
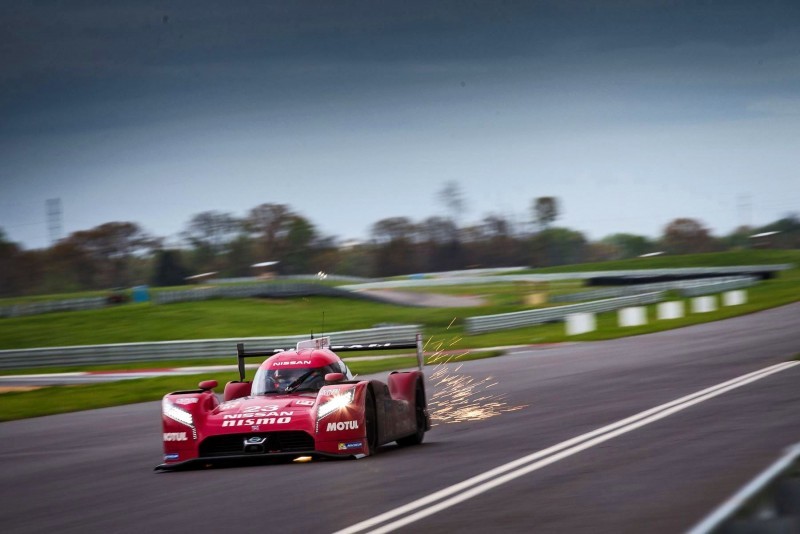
[1, 0, 798, 250]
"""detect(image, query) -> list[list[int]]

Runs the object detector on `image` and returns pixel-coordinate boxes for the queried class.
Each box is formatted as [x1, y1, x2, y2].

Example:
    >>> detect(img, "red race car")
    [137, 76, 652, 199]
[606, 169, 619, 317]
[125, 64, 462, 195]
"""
[156, 334, 430, 470]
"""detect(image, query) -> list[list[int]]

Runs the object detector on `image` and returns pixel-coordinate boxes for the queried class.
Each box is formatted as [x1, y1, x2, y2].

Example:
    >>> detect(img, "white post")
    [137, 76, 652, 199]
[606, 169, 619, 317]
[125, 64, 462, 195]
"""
[566, 313, 596, 336]
[692, 295, 717, 313]
[723, 290, 747, 306]
[618, 307, 647, 327]
[657, 301, 684, 320]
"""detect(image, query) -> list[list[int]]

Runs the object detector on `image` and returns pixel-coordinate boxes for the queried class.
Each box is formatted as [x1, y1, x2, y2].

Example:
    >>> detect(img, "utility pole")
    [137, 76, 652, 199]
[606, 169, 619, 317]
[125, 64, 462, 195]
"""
[737, 194, 752, 229]
[47, 198, 62, 245]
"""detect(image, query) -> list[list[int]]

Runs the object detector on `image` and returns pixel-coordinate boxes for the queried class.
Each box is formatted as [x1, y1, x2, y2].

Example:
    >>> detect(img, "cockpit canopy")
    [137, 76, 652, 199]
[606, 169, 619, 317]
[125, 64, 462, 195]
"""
[251, 349, 353, 395]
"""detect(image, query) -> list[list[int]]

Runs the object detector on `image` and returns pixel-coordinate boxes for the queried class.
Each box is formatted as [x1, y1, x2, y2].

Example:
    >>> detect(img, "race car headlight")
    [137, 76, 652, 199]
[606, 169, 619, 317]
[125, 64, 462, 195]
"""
[162, 399, 194, 427]
[317, 389, 354, 420]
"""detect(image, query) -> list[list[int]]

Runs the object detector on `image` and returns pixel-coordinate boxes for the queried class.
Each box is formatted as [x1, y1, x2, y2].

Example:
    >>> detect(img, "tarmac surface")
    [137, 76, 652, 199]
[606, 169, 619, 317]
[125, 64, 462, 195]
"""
[1, 302, 799, 533]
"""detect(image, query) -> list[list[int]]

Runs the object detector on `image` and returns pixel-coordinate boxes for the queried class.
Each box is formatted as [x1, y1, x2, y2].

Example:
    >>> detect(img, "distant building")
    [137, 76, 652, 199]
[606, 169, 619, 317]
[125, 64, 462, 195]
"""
[185, 271, 218, 284]
[251, 261, 279, 279]
[339, 239, 362, 250]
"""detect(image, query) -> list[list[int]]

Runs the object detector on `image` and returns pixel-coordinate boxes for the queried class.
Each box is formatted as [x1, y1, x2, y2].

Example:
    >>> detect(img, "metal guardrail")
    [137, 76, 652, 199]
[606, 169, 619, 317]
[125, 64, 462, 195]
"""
[343, 265, 792, 291]
[550, 277, 757, 303]
[0, 297, 107, 318]
[0, 325, 422, 370]
[464, 292, 665, 334]
[208, 275, 373, 284]
[154, 283, 390, 305]
[678, 277, 758, 297]
[688, 442, 800, 533]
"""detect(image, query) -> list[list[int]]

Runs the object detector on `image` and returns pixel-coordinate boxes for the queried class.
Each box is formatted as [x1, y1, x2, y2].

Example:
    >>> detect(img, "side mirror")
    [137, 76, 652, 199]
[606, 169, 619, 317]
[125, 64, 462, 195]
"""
[324, 373, 345, 383]
[199, 380, 218, 391]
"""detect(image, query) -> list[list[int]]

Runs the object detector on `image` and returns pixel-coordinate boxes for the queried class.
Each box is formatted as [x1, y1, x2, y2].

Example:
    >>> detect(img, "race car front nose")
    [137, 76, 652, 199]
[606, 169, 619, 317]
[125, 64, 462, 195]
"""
[243, 436, 268, 453]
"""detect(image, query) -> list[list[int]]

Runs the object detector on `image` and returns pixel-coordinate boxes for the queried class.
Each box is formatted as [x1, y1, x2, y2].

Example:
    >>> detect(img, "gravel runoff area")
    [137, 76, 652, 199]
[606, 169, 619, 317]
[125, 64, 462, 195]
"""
[356, 289, 486, 307]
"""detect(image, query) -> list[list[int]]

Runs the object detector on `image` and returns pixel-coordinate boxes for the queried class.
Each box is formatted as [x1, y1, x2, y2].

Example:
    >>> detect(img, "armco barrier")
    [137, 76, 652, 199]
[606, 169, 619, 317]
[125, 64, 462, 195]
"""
[0, 297, 107, 318]
[688, 442, 800, 533]
[550, 276, 755, 303]
[464, 292, 665, 334]
[0, 325, 422, 370]
[154, 283, 392, 305]
[153, 282, 376, 304]
[678, 277, 757, 297]
[343, 265, 791, 291]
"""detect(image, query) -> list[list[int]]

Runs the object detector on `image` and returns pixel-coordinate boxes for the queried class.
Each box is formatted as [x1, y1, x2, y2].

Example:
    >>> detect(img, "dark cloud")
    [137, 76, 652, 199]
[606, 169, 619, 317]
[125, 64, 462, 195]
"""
[2, 1, 799, 249]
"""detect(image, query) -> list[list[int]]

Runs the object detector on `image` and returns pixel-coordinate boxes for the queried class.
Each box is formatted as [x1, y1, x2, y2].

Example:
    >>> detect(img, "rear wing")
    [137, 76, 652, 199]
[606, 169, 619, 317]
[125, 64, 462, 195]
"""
[235, 333, 424, 381]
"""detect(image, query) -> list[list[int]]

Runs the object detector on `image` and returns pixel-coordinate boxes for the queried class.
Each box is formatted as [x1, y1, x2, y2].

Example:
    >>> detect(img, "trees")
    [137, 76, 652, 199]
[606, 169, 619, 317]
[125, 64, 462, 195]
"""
[243, 203, 333, 275]
[601, 233, 657, 259]
[181, 211, 241, 273]
[0, 230, 22, 297]
[417, 216, 465, 272]
[3, 196, 797, 298]
[225, 234, 258, 277]
[62, 222, 160, 288]
[661, 218, 717, 255]
[281, 215, 317, 274]
[529, 227, 588, 267]
[47, 239, 98, 292]
[532, 197, 559, 231]
[370, 217, 418, 276]
[464, 215, 521, 268]
[437, 181, 467, 225]
[246, 203, 296, 266]
[756, 214, 800, 249]
[151, 249, 190, 287]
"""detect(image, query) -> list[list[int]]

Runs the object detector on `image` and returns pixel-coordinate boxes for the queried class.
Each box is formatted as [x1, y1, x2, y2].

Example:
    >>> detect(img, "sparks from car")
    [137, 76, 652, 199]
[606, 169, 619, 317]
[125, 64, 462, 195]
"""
[424, 335, 527, 425]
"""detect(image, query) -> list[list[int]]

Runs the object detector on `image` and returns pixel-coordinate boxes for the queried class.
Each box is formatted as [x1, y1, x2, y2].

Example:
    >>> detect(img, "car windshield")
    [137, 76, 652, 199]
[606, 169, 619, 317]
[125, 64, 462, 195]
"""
[252, 366, 331, 395]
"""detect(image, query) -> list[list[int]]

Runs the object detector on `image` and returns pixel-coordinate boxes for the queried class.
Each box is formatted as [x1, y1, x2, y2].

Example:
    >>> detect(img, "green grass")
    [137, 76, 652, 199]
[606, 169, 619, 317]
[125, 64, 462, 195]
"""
[1, 250, 799, 421]
[0, 297, 480, 349]
[0, 349, 503, 421]
[449, 267, 800, 348]
[1, 249, 798, 353]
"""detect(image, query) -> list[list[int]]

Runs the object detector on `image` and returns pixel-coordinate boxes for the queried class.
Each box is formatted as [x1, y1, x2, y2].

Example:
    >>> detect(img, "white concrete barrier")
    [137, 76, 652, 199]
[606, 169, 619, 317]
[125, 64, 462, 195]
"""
[566, 313, 596, 336]
[723, 290, 747, 306]
[657, 301, 684, 320]
[618, 307, 647, 327]
[692, 295, 717, 313]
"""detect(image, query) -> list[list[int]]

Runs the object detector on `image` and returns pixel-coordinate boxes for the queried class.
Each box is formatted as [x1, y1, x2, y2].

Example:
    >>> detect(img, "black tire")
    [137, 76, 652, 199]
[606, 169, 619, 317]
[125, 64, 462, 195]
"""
[365, 388, 379, 455]
[396, 382, 426, 447]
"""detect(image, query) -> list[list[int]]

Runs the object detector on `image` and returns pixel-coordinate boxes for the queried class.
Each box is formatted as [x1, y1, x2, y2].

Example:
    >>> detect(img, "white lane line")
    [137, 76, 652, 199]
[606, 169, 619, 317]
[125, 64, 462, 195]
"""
[335, 361, 799, 534]
[335, 361, 796, 534]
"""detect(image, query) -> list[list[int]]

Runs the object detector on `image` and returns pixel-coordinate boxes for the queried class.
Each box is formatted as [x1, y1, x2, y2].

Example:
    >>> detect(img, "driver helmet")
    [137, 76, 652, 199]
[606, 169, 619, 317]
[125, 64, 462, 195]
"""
[271, 369, 293, 390]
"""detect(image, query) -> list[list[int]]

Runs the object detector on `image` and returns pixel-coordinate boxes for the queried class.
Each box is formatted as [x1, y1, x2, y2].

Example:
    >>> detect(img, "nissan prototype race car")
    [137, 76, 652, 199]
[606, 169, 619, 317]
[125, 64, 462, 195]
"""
[156, 335, 430, 470]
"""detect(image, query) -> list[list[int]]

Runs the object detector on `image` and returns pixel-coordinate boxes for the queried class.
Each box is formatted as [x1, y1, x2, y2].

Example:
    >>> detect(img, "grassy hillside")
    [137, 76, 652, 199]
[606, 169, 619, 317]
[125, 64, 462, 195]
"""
[525, 249, 799, 272]
[0, 250, 798, 351]
[2, 250, 798, 421]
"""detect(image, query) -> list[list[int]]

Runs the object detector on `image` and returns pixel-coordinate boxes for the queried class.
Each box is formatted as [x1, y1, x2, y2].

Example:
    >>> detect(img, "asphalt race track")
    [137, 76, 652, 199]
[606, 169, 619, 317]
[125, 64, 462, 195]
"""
[2, 303, 799, 533]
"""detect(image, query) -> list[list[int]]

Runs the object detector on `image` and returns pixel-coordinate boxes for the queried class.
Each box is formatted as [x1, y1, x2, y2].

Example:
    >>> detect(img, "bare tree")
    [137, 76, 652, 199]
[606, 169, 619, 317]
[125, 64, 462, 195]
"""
[370, 217, 417, 244]
[532, 197, 559, 232]
[437, 181, 467, 227]
[246, 203, 295, 260]
[181, 211, 242, 273]
[661, 218, 716, 254]
[65, 222, 160, 286]
[370, 217, 418, 275]
[182, 211, 241, 254]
